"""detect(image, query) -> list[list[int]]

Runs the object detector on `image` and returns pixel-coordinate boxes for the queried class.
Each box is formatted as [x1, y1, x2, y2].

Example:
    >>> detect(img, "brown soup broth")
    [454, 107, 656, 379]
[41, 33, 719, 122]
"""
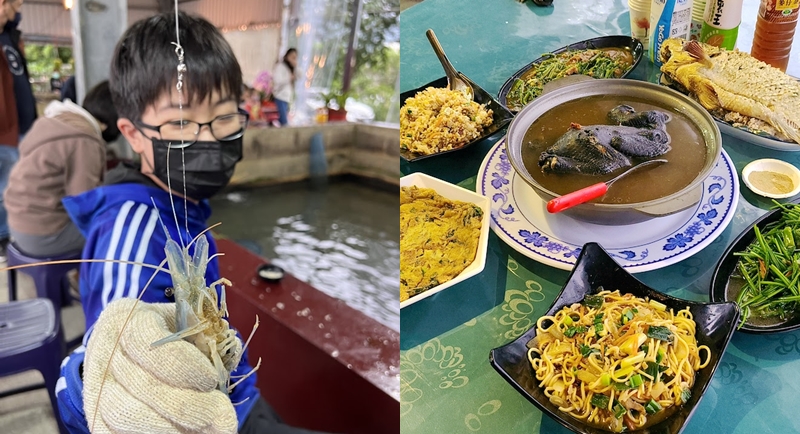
[521, 95, 707, 204]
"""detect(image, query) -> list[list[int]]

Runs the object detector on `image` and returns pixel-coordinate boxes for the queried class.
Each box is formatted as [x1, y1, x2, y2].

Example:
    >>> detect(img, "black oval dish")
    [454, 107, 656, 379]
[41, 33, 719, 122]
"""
[400, 75, 514, 163]
[489, 242, 740, 434]
[497, 35, 644, 112]
[710, 199, 800, 333]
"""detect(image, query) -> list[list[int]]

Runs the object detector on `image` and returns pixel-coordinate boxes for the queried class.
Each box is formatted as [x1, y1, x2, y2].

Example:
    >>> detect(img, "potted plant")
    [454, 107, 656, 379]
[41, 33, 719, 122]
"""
[323, 90, 350, 122]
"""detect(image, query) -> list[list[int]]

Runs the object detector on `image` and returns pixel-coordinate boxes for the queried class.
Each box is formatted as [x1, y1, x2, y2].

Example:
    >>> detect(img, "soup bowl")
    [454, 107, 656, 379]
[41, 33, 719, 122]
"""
[505, 77, 722, 225]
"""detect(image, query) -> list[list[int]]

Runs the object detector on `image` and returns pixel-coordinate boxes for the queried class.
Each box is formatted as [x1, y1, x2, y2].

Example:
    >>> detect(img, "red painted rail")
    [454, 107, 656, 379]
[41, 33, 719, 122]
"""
[217, 238, 399, 434]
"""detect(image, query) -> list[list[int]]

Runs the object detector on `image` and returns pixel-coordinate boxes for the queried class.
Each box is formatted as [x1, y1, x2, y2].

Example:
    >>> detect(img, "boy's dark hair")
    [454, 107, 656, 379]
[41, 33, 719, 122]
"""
[109, 11, 243, 121]
[82, 80, 120, 143]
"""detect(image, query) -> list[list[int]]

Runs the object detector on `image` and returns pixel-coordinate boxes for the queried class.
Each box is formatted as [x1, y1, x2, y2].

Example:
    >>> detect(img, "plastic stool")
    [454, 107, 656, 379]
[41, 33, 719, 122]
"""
[6, 244, 83, 350]
[0, 298, 68, 434]
[6, 243, 82, 322]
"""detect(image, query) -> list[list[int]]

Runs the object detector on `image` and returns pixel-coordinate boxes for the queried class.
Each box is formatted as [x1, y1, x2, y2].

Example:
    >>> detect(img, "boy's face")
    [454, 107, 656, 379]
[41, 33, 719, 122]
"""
[117, 88, 240, 199]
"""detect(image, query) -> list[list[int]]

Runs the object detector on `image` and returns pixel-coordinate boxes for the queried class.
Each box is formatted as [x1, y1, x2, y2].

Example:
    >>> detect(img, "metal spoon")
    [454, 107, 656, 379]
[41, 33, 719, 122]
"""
[546, 159, 668, 213]
[426, 29, 474, 101]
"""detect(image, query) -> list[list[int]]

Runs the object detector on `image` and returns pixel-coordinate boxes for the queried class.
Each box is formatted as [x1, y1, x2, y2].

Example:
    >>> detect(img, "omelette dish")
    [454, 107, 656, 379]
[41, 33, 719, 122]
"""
[659, 38, 800, 144]
[529, 289, 711, 432]
[400, 186, 483, 302]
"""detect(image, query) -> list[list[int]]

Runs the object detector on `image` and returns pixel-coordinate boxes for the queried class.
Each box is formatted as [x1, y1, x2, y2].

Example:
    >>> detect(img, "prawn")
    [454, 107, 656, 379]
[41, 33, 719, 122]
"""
[1, 219, 263, 431]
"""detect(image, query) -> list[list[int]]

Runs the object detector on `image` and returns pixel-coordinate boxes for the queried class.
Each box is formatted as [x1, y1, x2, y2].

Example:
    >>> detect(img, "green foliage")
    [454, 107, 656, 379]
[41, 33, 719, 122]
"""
[350, 46, 398, 120]
[24, 44, 73, 78]
[325, 0, 399, 122]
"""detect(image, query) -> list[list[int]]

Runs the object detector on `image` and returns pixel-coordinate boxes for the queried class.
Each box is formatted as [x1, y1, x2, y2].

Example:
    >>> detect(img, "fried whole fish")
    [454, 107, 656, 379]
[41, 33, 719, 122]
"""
[539, 105, 672, 175]
[659, 38, 800, 144]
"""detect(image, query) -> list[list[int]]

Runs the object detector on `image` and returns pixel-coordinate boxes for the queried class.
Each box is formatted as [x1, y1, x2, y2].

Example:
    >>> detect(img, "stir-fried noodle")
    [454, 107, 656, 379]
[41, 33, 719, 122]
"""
[528, 289, 711, 432]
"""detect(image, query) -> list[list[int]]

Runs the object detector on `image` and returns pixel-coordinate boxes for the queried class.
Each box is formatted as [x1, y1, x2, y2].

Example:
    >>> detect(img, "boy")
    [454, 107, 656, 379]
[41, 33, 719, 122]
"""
[56, 12, 332, 434]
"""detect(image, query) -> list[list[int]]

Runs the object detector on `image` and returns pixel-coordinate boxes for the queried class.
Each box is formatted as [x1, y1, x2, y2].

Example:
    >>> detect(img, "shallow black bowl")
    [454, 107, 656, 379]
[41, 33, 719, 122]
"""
[710, 199, 800, 333]
[497, 35, 644, 112]
[490, 242, 740, 434]
[400, 75, 514, 162]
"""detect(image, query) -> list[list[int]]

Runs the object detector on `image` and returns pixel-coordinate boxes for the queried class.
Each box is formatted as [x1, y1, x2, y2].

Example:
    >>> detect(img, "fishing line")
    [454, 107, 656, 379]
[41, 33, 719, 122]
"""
[166, 0, 189, 249]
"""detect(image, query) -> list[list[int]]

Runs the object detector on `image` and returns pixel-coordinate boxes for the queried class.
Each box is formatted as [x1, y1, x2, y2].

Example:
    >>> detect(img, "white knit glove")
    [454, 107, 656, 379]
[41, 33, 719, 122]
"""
[83, 298, 238, 434]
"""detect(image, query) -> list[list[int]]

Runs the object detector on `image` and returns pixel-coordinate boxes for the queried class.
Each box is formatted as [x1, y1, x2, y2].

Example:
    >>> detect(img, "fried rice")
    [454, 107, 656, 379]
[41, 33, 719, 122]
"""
[400, 87, 493, 156]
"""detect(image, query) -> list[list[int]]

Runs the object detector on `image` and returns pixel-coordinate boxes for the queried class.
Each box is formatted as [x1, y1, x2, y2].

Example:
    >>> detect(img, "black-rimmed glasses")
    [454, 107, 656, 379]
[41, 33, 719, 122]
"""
[136, 109, 250, 147]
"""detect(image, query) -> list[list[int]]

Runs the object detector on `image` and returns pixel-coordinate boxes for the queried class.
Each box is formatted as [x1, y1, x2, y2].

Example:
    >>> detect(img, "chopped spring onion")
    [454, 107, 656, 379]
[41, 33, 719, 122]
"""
[613, 401, 627, 419]
[591, 394, 610, 409]
[594, 313, 605, 335]
[649, 299, 667, 311]
[644, 361, 660, 379]
[600, 373, 612, 387]
[628, 374, 643, 388]
[645, 399, 662, 414]
[613, 381, 631, 391]
[564, 325, 588, 337]
[680, 388, 692, 403]
[647, 325, 674, 343]
[656, 348, 665, 364]
[579, 344, 599, 357]
[583, 295, 604, 309]
[621, 308, 635, 324]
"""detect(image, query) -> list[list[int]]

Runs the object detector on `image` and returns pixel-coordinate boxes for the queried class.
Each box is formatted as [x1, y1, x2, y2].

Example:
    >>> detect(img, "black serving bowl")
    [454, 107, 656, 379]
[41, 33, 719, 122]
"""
[490, 242, 740, 434]
[710, 199, 800, 333]
[400, 75, 514, 162]
[497, 35, 644, 112]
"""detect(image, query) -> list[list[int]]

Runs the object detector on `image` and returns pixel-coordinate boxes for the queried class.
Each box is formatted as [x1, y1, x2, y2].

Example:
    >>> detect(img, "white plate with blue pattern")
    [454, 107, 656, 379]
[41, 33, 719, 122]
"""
[477, 138, 740, 274]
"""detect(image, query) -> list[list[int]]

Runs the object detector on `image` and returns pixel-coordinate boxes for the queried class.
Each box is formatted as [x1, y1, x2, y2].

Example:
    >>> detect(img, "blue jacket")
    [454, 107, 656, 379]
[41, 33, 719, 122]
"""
[56, 171, 259, 432]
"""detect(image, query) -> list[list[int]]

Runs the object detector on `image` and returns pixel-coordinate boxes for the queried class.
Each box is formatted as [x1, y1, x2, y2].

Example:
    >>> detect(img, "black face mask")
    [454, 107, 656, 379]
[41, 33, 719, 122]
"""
[151, 137, 243, 201]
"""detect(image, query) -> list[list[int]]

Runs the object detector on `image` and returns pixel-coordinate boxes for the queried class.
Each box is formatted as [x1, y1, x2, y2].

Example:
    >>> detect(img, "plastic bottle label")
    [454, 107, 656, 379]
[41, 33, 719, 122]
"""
[776, 0, 799, 11]
[759, 0, 800, 23]
[700, 0, 743, 48]
[700, 24, 741, 48]
[649, 0, 693, 67]
[704, 0, 744, 28]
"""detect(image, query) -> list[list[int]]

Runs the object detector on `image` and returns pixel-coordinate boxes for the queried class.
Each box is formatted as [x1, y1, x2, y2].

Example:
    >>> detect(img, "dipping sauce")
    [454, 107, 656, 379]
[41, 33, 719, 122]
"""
[521, 95, 708, 204]
[748, 170, 795, 195]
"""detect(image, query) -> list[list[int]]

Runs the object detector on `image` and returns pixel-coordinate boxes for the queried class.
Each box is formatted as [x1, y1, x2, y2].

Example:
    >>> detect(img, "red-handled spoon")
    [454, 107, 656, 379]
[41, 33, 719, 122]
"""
[546, 159, 668, 214]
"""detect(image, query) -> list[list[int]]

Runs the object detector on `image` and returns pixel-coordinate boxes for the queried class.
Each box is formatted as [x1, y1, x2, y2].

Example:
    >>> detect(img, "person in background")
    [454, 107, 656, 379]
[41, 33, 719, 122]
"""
[61, 75, 77, 103]
[50, 60, 63, 95]
[272, 48, 297, 126]
[0, 0, 36, 260]
[4, 80, 119, 257]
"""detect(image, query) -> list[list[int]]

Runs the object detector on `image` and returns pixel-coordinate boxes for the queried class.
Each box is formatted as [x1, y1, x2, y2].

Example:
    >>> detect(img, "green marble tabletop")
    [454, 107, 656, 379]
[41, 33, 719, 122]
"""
[400, 0, 800, 433]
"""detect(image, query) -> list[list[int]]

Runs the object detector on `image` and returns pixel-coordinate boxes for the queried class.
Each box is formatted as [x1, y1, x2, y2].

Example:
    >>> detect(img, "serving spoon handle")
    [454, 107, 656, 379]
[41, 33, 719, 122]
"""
[425, 29, 474, 100]
[547, 159, 668, 213]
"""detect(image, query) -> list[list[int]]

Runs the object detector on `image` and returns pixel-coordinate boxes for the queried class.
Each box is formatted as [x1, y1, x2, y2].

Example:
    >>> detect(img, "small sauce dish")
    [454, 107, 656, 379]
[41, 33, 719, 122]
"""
[741, 159, 800, 199]
[257, 263, 286, 282]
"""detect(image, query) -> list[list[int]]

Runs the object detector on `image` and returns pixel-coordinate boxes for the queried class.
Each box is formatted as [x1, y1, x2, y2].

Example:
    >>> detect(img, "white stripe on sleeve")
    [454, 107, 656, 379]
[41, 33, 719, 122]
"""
[102, 201, 135, 307]
[112, 203, 148, 302]
[127, 208, 160, 299]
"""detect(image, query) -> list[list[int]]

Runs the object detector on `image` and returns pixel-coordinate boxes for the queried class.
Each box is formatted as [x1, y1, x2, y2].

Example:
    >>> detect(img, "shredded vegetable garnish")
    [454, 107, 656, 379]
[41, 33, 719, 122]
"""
[505, 48, 633, 111]
[732, 201, 800, 327]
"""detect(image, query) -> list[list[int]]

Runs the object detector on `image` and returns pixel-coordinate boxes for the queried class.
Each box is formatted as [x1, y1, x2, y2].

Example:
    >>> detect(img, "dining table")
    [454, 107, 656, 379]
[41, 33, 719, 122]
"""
[399, 0, 800, 433]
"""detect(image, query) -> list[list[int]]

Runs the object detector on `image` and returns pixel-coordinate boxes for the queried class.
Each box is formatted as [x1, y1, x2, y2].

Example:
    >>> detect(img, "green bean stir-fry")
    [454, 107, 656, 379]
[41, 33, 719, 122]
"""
[505, 48, 633, 111]
[734, 202, 800, 327]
